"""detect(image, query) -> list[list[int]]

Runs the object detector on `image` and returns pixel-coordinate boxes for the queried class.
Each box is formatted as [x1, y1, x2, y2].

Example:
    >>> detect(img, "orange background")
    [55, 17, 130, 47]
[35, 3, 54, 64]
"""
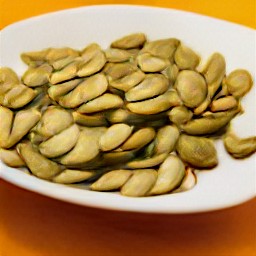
[0, 1, 256, 256]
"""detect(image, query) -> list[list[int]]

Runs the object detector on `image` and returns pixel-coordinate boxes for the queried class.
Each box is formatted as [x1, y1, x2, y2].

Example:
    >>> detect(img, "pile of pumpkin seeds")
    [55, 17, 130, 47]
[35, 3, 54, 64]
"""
[0, 33, 255, 197]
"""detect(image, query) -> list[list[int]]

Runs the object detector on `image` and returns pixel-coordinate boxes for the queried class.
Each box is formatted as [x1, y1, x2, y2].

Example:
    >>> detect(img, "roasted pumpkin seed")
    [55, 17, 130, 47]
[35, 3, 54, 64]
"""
[176, 134, 218, 168]
[223, 130, 256, 158]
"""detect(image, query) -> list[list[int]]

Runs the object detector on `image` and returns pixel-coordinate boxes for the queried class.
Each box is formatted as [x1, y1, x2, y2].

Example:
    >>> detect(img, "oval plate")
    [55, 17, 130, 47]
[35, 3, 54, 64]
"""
[0, 5, 255, 214]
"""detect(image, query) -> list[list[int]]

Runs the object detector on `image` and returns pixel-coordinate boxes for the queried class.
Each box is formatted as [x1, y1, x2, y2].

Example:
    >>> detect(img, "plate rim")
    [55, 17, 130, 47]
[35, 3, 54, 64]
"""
[1, 166, 255, 214]
[1, 4, 255, 33]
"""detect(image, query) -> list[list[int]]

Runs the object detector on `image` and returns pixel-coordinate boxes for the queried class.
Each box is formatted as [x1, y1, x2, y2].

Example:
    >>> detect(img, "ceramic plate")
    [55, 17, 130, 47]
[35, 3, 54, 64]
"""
[0, 5, 255, 213]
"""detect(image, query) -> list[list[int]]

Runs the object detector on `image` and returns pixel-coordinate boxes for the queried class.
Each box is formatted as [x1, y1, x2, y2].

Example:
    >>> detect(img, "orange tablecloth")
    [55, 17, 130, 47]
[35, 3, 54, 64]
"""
[0, 1, 255, 256]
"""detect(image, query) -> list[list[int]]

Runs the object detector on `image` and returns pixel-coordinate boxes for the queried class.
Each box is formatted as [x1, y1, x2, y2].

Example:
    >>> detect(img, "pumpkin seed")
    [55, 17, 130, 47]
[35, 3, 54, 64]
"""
[72, 111, 108, 127]
[121, 169, 157, 197]
[137, 53, 170, 72]
[1, 84, 37, 109]
[21, 49, 49, 67]
[0, 148, 25, 167]
[90, 170, 132, 191]
[105, 108, 168, 125]
[46, 47, 79, 65]
[0, 106, 41, 148]
[77, 43, 106, 77]
[22, 64, 53, 87]
[126, 153, 168, 169]
[60, 127, 106, 166]
[226, 69, 253, 98]
[111, 33, 146, 49]
[154, 125, 180, 155]
[39, 124, 80, 158]
[140, 38, 180, 59]
[173, 167, 197, 193]
[50, 61, 79, 84]
[53, 169, 96, 184]
[120, 127, 156, 151]
[105, 48, 133, 62]
[126, 91, 180, 115]
[181, 107, 240, 135]
[210, 96, 238, 112]
[194, 53, 226, 115]
[77, 93, 123, 114]
[48, 79, 82, 101]
[18, 142, 62, 179]
[0, 67, 19, 85]
[174, 44, 200, 70]
[168, 106, 193, 125]
[58, 73, 108, 108]
[99, 124, 132, 151]
[110, 70, 145, 92]
[101, 150, 136, 167]
[162, 64, 179, 85]
[36, 106, 74, 138]
[125, 74, 169, 102]
[223, 130, 256, 158]
[176, 134, 218, 168]
[175, 70, 207, 108]
[150, 155, 185, 195]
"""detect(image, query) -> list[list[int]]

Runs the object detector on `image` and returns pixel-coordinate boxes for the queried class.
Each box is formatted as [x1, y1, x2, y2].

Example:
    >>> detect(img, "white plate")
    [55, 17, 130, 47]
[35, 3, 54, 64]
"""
[0, 5, 255, 214]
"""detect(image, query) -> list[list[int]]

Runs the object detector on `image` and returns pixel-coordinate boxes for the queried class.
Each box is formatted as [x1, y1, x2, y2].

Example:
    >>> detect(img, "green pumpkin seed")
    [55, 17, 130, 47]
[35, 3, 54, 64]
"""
[226, 69, 253, 98]
[168, 106, 193, 125]
[39, 124, 80, 158]
[154, 125, 180, 155]
[150, 155, 185, 195]
[53, 169, 96, 184]
[22, 64, 53, 87]
[162, 64, 179, 85]
[50, 61, 79, 84]
[1, 84, 37, 109]
[60, 127, 106, 166]
[194, 53, 226, 115]
[77, 43, 106, 77]
[46, 47, 79, 65]
[18, 142, 62, 179]
[223, 130, 256, 158]
[126, 153, 168, 169]
[0, 148, 25, 167]
[0, 67, 19, 85]
[120, 127, 156, 151]
[121, 169, 157, 197]
[141, 38, 180, 59]
[174, 44, 200, 70]
[90, 170, 132, 191]
[126, 91, 180, 115]
[0, 106, 41, 148]
[175, 70, 207, 108]
[48, 79, 82, 101]
[101, 151, 136, 167]
[173, 167, 197, 193]
[110, 70, 145, 92]
[21, 49, 49, 67]
[58, 73, 108, 108]
[137, 53, 170, 72]
[181, 107, 240, 135]
[210, 96, 238, 112]
[105, 48, 133, 62]
[176, 134, 218, 168]
[111, 33, 146, 49]
[99, 124, 132, 151]
[125, 74, 169, 102]
[78, 93, 123, 114]
[72, 111, 108, 127]
[36, 106, 74, 138]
